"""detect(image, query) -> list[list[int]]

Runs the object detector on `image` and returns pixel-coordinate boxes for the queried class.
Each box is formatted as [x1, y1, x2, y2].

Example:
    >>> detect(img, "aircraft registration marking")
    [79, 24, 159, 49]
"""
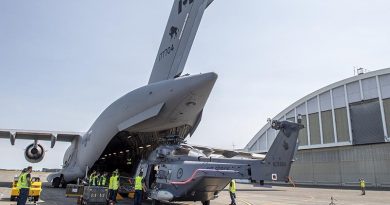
[272, 161, 287, 167]
[158, 44, 175, 61]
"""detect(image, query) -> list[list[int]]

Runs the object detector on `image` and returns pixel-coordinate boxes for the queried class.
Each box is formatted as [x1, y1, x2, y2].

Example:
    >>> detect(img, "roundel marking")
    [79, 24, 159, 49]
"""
[177, 168, 183, 179]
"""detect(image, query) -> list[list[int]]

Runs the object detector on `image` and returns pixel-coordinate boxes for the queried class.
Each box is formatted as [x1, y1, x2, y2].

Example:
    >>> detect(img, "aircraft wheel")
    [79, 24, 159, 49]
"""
[61, 181, 67, 188]
[80, 197, 87, 205]
[152, 199, 160, 205]
[52, 177, 60, 188]
[202, 200, 210, 205]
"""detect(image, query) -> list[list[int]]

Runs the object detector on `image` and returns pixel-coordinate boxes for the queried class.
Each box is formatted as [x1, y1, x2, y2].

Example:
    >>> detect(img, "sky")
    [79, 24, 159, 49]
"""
[0, 0, 389, 170]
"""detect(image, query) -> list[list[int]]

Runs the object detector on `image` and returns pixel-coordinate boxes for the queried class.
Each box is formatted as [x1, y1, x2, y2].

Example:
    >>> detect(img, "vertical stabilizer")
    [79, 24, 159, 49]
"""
[148, 0, 214, 84]
[253, 121, 303, 182]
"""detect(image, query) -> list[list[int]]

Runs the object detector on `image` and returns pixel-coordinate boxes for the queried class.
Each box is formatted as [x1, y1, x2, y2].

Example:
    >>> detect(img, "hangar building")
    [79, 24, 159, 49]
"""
[245, 68, 390, 187]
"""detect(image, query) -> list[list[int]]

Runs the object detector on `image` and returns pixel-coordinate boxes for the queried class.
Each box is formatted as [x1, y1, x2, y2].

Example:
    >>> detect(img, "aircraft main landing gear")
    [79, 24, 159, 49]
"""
[52, 177, 60, 188]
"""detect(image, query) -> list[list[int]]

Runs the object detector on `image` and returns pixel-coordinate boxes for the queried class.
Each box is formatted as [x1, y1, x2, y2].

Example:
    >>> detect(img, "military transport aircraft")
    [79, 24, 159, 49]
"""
[0, 1, 303, 204]
[0, 0, 216, 186]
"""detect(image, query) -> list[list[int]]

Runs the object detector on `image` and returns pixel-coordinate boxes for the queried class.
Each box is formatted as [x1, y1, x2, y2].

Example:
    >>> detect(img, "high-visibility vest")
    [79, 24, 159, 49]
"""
[94, 176, 100, 186]
[135, 176, 143, 190]
[101, 176, 107, 186]
[89, 173, 95, 185]
[17, 173, 29, 189]
[360, 180, 366, 188]
[229, 180, 236, 193]
[109, 175, 119, 190]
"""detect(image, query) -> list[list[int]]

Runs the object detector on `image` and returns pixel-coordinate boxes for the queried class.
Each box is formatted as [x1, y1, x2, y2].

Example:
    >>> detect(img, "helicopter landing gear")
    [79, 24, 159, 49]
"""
[151, 199, 161, 205]
[202, 200, 210, 205]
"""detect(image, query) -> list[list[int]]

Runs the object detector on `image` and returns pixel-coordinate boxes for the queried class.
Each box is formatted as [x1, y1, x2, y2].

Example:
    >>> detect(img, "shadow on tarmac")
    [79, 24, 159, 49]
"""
[235, 189, 284, 192]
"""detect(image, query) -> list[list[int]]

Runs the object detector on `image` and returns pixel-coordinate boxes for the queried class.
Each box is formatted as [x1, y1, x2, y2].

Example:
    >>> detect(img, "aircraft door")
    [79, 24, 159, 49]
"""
[145, 164, 159, 189]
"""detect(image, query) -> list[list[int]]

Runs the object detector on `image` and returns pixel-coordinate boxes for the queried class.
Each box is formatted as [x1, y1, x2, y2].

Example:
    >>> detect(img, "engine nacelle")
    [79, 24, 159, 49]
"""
[24, 143, 45, 163]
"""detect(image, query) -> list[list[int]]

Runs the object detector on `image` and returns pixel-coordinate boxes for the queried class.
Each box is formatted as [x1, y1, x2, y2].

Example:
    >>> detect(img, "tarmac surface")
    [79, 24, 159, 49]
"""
[0, 170, 389, 205]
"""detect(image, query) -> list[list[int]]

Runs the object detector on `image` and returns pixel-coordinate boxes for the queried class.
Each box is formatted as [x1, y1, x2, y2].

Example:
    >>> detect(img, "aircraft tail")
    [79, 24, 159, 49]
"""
[254, 121, 303, 183]
[148, 0, 214, 84]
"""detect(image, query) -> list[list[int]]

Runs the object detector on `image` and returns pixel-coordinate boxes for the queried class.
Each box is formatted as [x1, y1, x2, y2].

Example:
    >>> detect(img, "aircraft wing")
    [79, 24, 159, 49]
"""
[148, 0, 214, 84]
[191, 145, 266, 159]
[0, 129, 83, 148]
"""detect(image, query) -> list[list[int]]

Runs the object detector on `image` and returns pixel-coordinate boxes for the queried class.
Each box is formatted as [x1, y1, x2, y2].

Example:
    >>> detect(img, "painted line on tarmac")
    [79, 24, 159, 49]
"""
[238, 199, 253, 205]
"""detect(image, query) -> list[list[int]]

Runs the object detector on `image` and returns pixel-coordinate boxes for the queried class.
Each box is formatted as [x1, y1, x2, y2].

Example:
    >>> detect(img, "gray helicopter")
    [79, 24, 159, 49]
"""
[136, 120, 304, 205]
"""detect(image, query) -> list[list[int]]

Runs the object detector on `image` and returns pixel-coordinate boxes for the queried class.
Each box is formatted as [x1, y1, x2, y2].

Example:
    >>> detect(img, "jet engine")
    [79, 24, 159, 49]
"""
[24, 143, 45, 163]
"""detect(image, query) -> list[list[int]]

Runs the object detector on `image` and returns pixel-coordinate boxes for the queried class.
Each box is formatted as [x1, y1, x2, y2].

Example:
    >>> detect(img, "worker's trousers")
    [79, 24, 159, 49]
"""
[134, 190, 143, 205]
[108, 189, 118, 201]
[17, 188, 29, 205]
[229, 192, 236, 205]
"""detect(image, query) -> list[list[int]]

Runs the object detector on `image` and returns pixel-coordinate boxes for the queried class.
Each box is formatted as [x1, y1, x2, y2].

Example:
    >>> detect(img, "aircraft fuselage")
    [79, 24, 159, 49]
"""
[51, 72, 217, 182]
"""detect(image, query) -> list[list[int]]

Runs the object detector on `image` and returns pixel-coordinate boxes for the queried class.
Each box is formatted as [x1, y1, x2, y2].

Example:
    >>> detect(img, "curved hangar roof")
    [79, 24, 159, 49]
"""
[245, 68, 390, 153]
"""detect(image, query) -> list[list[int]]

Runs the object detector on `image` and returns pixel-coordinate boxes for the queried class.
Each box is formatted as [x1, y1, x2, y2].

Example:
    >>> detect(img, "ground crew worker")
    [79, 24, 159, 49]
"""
[360, 178, 366, 195]
[94, 172, 101, 186]
[108, 170, 119, 202]
[229, 179, 237, 205]
[100, 172, 108, 187]
[17, 166, 32, 205]
[89, 171, 96, 186]
[134, 171, 145, 205]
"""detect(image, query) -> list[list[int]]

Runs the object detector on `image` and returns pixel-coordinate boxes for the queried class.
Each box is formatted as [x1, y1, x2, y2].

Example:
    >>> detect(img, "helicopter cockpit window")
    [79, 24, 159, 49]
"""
[172, 147, 191, 156]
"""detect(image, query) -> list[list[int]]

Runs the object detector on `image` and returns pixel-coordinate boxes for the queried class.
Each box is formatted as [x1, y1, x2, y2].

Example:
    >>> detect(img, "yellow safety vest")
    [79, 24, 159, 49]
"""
[108, 176, 113, 189]
[94, 176, 100, 186]
[89, 173, 95, 185]
[360, 180, 366, 188]
[135, 176, 143, 191]
[17, 173, 29, 189]
[109, 175, 119, 190]
[229, 180, 236, 193]
[101, 176, 107, 186]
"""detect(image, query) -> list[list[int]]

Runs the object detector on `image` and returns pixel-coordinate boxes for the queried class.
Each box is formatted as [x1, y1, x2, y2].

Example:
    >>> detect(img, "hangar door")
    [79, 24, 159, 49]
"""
[350, 99, 385, 145]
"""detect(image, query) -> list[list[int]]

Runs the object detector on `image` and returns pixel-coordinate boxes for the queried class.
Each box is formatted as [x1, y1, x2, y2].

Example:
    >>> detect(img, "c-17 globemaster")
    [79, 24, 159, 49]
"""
[0, 1, 303, 204]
